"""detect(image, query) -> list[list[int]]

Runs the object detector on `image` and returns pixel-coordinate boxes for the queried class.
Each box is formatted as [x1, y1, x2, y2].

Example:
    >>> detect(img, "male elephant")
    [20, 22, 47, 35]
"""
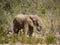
[13, 14, 34, 36]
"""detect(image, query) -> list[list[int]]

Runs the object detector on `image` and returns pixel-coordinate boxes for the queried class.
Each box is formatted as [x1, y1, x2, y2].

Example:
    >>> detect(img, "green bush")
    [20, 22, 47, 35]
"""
[0, 25, 9, 44]
[27, 37, 34, 44]
[45, 34, 56, 44]
[24, 36, 43, 44]
[21, 34, 28, 44]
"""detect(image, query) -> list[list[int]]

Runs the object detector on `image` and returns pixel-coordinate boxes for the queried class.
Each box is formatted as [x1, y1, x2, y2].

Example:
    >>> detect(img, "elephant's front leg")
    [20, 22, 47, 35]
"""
[23, 23, 29, 36]
[28, 25, 33, 36]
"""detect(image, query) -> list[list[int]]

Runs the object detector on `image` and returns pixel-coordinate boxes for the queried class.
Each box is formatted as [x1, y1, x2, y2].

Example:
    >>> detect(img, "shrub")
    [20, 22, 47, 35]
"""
[21, 34, 28, 44]
[45, 34, 56, 44]
[27, 37, 43, 44]
[0, 25, 9, 44]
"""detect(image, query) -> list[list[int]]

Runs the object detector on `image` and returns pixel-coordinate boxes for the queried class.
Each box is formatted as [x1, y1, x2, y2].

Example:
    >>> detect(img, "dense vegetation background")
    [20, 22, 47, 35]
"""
[0, 0, 60, 44]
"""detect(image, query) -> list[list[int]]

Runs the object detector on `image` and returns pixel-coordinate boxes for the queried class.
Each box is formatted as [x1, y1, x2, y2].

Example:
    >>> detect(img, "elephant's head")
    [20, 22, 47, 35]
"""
[29, 15, 42, 31]
[36, 23, 42, 31]
[33, 20, 42, 31]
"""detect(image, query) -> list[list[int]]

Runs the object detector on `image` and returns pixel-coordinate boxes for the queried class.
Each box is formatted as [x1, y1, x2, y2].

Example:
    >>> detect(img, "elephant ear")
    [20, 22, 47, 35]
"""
[29, 15, 38, 26]
[26, 16, 34, 27]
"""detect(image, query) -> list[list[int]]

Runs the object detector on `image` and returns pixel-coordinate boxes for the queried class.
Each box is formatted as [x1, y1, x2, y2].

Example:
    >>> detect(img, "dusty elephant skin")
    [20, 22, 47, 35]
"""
[13, 14, 34, 36]
[13, 14, 42, 36]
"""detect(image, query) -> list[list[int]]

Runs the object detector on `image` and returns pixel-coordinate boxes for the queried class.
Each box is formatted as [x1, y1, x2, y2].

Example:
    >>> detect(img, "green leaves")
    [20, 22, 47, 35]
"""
[45, 34, 56, 44]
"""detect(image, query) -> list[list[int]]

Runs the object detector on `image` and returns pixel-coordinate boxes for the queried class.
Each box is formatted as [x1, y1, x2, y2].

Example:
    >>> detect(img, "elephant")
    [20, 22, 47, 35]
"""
[13, 14, 42, 36]
[28, 15, 42, 31]
[13, 14, 34, 36]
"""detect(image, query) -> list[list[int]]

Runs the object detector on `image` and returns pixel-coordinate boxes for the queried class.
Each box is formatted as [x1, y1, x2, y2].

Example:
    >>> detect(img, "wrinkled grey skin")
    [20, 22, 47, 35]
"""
[13, 14, 34, 36]
[28, 15, 42, 31]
